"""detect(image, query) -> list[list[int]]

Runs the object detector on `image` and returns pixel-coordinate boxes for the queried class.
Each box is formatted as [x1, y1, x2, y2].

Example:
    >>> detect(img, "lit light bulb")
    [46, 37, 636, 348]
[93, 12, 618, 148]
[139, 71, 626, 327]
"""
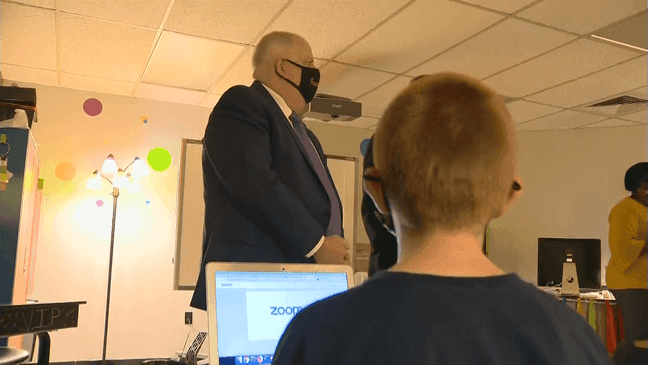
[85, 170, 103, 191]
[131, 157, 150, 178]
[101, 154, 118, 174]
[127, 174, 141, 193]
[113, 169, 130, 188]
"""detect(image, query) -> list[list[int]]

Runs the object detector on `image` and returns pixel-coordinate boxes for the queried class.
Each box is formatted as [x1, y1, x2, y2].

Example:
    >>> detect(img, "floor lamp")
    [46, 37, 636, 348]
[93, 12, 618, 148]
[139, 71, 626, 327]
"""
[86, 154, 150, 365]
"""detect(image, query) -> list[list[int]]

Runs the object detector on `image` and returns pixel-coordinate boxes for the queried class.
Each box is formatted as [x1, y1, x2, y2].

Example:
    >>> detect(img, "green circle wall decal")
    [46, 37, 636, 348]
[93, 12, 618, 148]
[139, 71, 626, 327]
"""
[147, 147, 172, 172]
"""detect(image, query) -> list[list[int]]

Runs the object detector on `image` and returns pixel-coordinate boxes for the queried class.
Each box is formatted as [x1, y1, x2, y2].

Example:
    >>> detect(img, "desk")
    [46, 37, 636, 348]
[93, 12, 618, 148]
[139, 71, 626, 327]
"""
[550, 296, 622, 357]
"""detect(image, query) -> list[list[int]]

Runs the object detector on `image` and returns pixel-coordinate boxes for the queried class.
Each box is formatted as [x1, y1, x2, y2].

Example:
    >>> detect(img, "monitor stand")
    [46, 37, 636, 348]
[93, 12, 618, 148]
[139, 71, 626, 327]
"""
[561, 261, 580, 297]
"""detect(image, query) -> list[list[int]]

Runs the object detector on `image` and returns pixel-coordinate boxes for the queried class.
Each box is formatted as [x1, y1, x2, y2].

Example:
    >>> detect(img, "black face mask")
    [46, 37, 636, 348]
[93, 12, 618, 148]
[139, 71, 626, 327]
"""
[363, 174, 396, 236]
[278, 59, 320, 103]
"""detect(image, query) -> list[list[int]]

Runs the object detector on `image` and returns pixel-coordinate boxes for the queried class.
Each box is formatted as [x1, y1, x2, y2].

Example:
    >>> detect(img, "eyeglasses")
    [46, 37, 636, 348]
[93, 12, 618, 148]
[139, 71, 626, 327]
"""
[364, 175, 522, 191]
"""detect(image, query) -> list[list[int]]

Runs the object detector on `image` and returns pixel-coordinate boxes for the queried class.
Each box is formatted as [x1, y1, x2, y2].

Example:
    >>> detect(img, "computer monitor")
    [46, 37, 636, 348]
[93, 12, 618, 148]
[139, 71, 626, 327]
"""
[537, 237, 601, 290]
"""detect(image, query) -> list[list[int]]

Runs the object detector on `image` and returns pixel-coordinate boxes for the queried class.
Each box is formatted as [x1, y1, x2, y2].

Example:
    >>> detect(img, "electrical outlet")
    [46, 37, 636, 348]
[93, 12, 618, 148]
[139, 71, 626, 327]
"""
[185, 311, 193, 325]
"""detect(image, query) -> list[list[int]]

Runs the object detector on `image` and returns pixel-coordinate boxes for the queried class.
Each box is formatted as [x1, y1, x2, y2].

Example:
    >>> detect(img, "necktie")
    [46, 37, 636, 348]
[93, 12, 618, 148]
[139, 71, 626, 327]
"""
[290, 113, 342, 237]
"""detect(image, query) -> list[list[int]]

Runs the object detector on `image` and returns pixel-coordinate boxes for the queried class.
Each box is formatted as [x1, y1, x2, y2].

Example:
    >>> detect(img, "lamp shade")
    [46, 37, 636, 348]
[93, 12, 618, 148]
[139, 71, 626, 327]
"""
[131, 157, 150, 178]
[113, 169, 130, 188]
[101, 154, 118, 174]
[85, 170, 103, 191]
[127, 174, 141, 193]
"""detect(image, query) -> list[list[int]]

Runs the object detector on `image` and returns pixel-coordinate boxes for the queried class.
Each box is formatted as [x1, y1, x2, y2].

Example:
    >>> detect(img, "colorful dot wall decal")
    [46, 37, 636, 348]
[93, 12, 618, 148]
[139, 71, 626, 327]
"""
[83, 98, 103, 116]
[146, 200, 150, 205]
[147, 147, 172, 172]
[55, 162, 76, 180]
[96, 200, 103, 207]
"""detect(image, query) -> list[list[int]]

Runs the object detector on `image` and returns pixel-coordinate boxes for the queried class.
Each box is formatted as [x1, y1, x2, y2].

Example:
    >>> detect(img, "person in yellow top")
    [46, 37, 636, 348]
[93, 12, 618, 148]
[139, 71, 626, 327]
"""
[607, 162, 648, 289]
[606, 162, 647, 362]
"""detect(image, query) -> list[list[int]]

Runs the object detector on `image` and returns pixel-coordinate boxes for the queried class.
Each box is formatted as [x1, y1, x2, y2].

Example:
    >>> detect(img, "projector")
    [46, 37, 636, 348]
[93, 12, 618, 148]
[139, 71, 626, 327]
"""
[303, 94, 362, 122]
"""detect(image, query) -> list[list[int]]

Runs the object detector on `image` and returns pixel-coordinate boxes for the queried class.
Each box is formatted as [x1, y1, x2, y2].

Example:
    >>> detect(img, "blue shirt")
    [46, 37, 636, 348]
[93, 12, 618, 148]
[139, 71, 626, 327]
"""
[273, 271, 612, 365]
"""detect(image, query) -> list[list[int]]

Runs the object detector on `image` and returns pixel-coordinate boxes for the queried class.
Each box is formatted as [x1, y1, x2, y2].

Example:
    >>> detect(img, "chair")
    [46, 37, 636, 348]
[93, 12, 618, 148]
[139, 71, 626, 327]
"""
[0, 347, 29, 365]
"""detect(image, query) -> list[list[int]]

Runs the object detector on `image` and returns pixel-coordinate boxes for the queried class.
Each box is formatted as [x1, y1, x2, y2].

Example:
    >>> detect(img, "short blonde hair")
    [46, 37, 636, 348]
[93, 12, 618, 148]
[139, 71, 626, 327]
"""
[374, 72, 517, 234]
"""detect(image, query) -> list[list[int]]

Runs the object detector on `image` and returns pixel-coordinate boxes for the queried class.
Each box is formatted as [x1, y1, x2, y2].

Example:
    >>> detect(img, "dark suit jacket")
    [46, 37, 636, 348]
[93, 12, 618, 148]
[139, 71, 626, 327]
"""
[190, 81, 343, 310]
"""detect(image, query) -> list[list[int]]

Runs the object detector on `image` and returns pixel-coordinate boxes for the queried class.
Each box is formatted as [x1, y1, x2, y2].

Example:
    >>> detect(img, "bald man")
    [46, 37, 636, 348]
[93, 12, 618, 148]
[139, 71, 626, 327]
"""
[190, 32, 350, 311]
[272, 73, 612, 364]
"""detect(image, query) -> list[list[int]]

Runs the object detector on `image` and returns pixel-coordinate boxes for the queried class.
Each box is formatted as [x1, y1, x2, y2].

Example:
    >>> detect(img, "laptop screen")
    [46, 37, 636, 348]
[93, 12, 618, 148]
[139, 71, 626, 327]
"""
[212, 270, 350, 365]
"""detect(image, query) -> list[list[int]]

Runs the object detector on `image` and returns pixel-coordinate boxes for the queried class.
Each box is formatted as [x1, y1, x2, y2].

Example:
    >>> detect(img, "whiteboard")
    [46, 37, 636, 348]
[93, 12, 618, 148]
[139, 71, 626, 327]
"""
[174, 139, 357, 290]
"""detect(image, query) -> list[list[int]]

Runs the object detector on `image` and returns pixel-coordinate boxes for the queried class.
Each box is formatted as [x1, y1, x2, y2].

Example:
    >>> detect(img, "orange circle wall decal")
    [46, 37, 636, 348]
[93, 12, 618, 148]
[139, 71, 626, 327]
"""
[55, 162, 76, 181]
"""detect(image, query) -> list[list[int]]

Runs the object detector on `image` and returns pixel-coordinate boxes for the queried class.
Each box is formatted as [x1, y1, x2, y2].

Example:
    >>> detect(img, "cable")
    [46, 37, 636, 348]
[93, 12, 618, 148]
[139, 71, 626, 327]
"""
[181, 327, 192, 360]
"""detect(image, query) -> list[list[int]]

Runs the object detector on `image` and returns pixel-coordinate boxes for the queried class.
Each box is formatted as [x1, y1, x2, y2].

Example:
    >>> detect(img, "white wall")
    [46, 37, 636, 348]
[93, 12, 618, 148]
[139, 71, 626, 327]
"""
[9, 80, 646, 362]
[489, 125, 647, 285]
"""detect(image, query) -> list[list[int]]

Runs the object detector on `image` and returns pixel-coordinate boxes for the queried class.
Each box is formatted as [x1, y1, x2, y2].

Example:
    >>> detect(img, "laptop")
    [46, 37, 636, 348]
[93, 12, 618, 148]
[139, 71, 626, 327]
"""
[205, 262, 355, 365]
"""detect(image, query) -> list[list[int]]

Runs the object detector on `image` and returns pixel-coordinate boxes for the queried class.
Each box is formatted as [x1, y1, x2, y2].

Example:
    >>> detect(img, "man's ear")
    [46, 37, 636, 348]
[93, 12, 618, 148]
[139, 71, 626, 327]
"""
[363, 166, 390, 215]
[275, 59, 286, 77]
[502, 177, 523, 214]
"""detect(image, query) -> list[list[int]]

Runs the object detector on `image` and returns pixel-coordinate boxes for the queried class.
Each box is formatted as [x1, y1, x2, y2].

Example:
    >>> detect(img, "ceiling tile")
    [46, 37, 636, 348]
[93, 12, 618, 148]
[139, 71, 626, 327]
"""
[1, 2, 57, 70]
[324, 116, 380, 129]
[631, 85, 647, 98]
[144, 31, 245, 91]
[516, 110, 607, 131]
[579, 117, 645, 128]
[483, 38, 640, 98]
[318, 62, 396, 100]
[209, 48, 255, 95]
[525, 56, 647, 108]
[58, 0, 170, 28]
[0, 63, 58, 86]
[593, 12, 647, 51]
[165, 0, 287, 44]
[59, 13, 157, 82]
[134, 83, 205, 105]
[200, 94, 222, 109]
[517, 0, 646, 35]
[262, 0, 411, 59]
[408, 18, 575, 79]
[621, 110, 647, 123]
[6, 0, 54, 9]
[459, 0, 537, 13]
[335, 1, 504, 73]
[207, 48, 325, 95]
[506, 100, 564, 124]
[356, 76, 411, 118]
[61, 73, 135, 97]
[349, 116, 380, 129]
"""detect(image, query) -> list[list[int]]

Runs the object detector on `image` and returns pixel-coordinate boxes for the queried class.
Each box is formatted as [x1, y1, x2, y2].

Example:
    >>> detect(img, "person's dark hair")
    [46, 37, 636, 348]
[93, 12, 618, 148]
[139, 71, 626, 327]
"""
[624, 162, 648, 192]
[373, 72, 516, 235]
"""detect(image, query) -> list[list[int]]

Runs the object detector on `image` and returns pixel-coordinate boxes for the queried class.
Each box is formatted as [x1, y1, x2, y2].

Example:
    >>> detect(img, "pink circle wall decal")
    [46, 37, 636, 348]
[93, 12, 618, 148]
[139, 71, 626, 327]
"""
[55, 162, 76, 180]
[96, 200, 103, 207]
[83, 98, 103, 116]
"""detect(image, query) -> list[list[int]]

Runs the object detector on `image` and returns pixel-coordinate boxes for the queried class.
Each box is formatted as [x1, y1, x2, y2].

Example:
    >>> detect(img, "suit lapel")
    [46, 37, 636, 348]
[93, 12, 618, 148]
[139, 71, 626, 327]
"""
[250, 81, 321, 178]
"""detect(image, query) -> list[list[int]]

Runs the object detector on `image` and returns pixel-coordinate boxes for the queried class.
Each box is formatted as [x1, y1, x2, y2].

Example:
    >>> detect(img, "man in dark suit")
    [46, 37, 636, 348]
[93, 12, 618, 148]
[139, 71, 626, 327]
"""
[190, 32, 350, 310]
[361, 135, 398, 277]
